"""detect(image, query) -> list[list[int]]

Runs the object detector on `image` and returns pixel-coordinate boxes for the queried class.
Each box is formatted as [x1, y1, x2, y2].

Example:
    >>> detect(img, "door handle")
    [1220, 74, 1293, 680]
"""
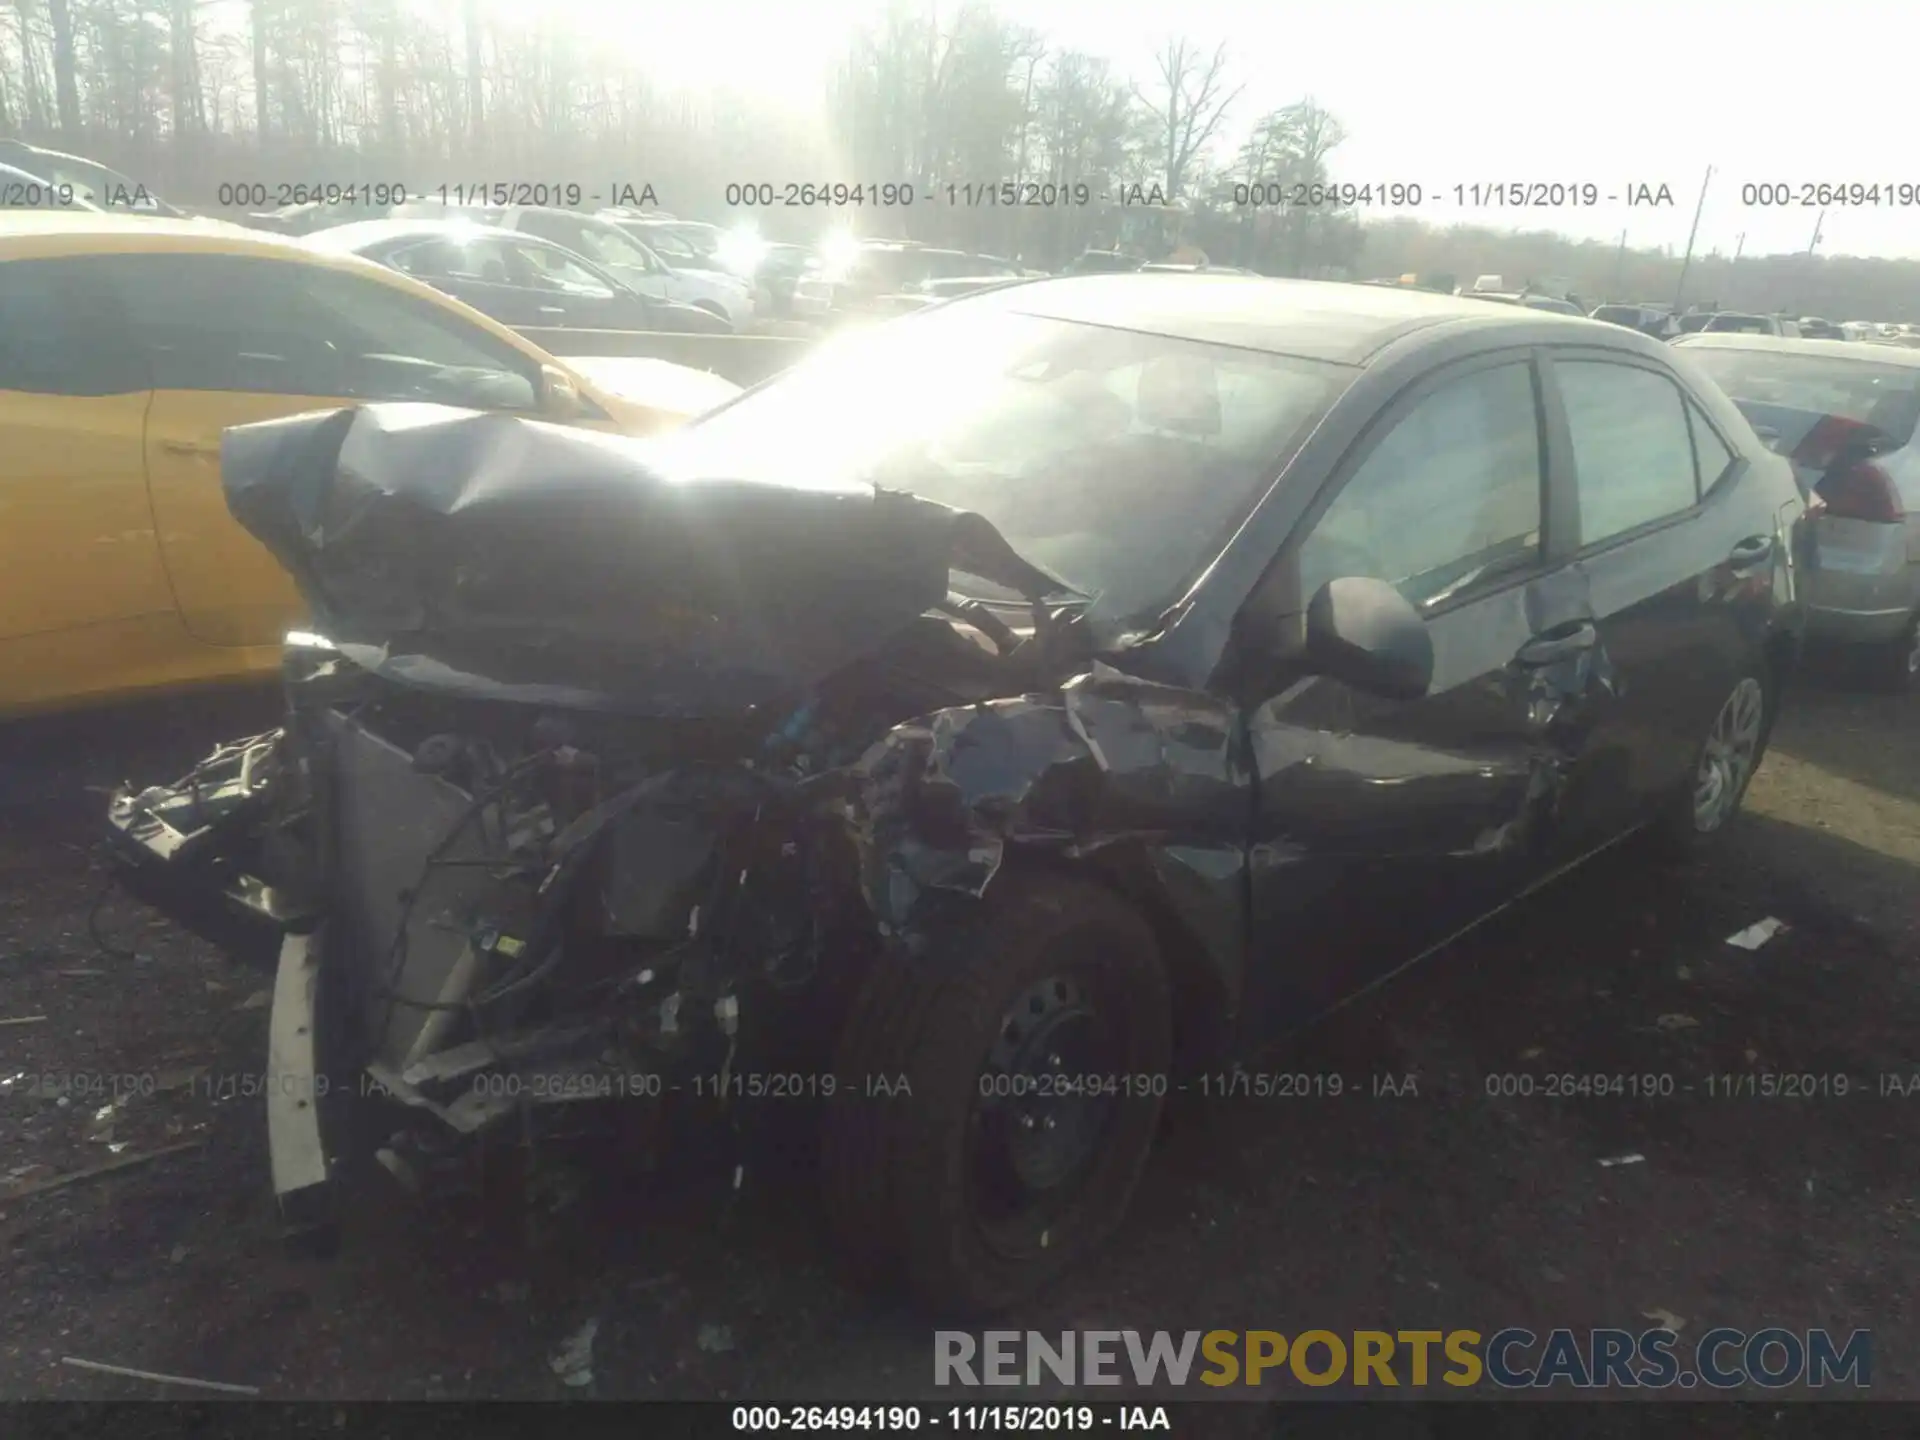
[1727, 534, 1775, 567]
[159, 438, 220, 457]
[1515, 622, 1597, 667]
[537, 305, 565, 317]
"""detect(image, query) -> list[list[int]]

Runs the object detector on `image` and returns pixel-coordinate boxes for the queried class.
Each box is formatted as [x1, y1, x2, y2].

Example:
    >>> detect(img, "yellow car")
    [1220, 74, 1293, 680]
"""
[0, 213, 737, 716]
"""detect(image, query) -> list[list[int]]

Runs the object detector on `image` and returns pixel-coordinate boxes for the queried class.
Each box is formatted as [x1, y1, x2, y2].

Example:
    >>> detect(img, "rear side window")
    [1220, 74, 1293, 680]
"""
[0, 256, 146, 395]
[1688, 403, 1738, 491]
[1558, 360, 1699, 546]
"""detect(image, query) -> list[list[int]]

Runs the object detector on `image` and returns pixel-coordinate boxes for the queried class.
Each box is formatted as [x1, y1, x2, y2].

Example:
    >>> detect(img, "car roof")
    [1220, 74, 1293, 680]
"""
[302, 218, 533, 252]
[0, 210, 290, 254]
[0, 160, 102, 202]
[962, 273, 1615, 366]
[1675, 332, 1920, 369]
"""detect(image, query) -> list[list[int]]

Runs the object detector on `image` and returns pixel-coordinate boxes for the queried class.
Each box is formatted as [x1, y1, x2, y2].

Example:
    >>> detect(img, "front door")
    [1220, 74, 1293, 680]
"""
[1234, 354, 1618, 1043]
[0, 254, 173, 708]
[106, 252, 546, 648]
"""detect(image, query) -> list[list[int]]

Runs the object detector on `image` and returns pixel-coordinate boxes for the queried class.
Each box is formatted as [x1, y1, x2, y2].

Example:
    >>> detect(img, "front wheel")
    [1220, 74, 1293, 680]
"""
[819, 875, 1171, 1315]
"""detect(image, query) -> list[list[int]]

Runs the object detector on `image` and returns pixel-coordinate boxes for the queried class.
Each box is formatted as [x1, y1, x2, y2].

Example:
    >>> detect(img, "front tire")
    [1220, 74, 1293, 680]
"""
[820, 874, 1171, 1315]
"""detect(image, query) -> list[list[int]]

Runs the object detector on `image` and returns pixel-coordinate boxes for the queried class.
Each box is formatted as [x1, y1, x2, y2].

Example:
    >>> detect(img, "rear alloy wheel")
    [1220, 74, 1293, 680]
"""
[1645, 668, 1774, 857]
[1689, 675, 1768, 835]
[820, 875, 1170, 1315]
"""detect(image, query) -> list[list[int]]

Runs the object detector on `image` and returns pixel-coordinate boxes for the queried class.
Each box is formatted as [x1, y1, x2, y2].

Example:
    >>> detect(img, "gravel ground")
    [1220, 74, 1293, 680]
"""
[0, 672, 1914, 1404]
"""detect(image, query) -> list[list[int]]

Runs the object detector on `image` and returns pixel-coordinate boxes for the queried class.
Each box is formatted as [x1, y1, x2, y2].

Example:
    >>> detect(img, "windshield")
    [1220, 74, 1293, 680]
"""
[660, 305, 1345, 620]
[1683, 347, 1920, 449]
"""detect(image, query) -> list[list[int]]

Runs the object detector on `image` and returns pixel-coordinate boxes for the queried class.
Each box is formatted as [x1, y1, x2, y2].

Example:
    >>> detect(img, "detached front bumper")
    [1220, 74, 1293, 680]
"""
[266, 927, 335, 1234]
[107, 732, 339, 1235]
[105, 694, 759, 1237]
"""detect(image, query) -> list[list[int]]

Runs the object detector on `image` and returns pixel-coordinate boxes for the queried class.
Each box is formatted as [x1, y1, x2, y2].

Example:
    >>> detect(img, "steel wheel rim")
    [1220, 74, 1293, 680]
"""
[966, 961, 1124, 1256]
[1692, 676, 1765, 832]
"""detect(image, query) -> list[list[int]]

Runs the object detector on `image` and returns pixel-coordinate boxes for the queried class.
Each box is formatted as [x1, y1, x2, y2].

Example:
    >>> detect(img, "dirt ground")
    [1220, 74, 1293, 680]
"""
[0, 668, 1914, 1405]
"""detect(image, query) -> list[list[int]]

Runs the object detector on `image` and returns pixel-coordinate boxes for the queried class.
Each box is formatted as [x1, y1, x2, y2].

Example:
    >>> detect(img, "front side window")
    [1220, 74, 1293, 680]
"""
[1557, 360, 1699, 546]
[0, 257, 146, 395]
[107, 254, 539, 408]
[1298, 362, 1543, 609]
[658, 304, 1347, 621]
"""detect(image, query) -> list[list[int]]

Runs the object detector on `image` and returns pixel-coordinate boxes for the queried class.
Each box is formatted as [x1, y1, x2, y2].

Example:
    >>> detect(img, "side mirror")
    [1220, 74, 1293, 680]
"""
[539, 363, 587, 420]
[1305, 576, 1434, 701]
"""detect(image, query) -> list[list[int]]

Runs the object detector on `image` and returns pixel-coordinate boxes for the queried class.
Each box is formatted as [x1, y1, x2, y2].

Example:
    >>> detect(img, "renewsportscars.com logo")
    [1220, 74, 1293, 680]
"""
[934, 1328, 1872, 1390]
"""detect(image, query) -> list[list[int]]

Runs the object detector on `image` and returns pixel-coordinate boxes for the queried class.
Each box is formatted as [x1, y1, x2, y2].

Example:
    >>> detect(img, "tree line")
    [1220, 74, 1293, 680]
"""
[3, 0, 1916, 317]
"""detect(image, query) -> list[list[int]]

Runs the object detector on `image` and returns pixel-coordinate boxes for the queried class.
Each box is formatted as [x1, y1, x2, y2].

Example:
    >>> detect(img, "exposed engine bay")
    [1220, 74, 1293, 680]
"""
[105, 402, 1239, 1236]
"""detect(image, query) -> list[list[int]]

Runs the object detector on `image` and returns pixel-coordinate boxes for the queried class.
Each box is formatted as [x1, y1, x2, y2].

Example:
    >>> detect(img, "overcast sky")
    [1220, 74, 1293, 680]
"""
[622, 0, 1919, 260]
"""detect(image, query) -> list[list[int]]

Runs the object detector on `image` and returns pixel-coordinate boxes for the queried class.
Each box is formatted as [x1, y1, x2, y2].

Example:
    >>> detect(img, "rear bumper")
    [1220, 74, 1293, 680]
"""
[1802, 518, 1915, 645]
[1805, 602, 1915, 646]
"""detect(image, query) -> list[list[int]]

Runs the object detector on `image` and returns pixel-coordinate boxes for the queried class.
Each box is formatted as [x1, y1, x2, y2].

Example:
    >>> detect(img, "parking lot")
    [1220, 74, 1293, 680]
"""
[0, 662, 1913, 1402]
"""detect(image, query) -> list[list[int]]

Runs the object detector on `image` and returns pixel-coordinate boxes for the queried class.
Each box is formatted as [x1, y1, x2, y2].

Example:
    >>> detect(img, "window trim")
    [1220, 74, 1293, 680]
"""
[1265, 347, 1555, 623]
[100, 251, 544, 405]
[1538, 346, 1747, 558]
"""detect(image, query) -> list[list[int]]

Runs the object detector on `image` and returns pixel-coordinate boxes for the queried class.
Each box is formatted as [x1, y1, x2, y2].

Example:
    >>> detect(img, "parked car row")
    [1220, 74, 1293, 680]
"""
[0, 212, 741, 715]
[0, 138, 178, 214]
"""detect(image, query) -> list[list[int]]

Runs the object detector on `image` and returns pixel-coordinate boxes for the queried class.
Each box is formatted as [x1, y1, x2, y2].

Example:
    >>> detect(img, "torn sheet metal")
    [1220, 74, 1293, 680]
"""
[220, 403, 1073, 719]
[844, 662, 1248, 987]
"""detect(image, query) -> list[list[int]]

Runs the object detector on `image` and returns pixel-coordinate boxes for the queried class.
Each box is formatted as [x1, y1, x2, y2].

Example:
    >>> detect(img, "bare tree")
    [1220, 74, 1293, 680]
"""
[1134, 37, 1240, 201]
[248, 0, 269, 138]
[461, 0, 480, 150]
[10, 0, 51, 130]
[44, 0, 78, 130]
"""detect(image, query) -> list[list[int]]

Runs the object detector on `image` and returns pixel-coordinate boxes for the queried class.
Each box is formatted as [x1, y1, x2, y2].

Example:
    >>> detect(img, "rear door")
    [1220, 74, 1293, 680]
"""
[1236, 352, 1618, 1038]
[383, 236, 551, 326]
[1537, 350, 1778, 847]
[108, 252, 546, 648]
[0, 254, 172, 706]
[498, 238, 642, 328]
[519, 211, 671, 305]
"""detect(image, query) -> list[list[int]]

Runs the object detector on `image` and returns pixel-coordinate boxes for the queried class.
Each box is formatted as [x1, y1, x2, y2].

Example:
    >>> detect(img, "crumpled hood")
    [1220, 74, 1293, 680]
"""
[560, 356, 742, 420]
[221, 403, 1068, 718]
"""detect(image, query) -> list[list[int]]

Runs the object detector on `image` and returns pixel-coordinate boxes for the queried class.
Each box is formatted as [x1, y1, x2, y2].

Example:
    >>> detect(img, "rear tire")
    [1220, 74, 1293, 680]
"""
[1643, 663, 1775, 859]
[819, 874, 1171, 1315]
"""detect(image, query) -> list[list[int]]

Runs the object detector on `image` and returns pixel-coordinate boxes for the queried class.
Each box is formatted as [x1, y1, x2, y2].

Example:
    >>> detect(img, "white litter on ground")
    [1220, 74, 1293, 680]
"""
[1726, 917, 1787, 950]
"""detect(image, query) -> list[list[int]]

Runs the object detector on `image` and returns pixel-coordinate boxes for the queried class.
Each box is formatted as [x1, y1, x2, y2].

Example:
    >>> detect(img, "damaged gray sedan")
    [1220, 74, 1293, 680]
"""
[108, 275, 1807, 1314]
